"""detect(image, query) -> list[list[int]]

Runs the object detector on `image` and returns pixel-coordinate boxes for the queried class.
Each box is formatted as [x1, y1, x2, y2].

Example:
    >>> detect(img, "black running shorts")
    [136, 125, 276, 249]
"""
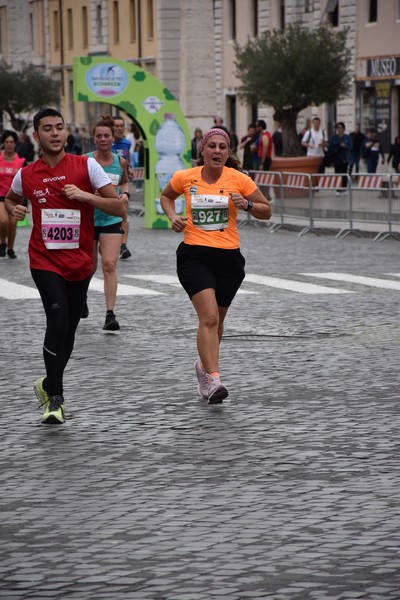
[176, 242, 245, 307]
[94, 221, 123, 241]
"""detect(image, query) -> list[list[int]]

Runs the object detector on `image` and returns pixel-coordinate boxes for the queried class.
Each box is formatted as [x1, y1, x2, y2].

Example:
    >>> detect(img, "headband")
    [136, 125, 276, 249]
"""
[199, 128, 231, 153]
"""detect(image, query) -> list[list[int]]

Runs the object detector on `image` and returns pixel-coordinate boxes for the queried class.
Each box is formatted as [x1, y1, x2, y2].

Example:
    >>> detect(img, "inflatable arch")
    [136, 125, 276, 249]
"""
[73, 56, 191, 229]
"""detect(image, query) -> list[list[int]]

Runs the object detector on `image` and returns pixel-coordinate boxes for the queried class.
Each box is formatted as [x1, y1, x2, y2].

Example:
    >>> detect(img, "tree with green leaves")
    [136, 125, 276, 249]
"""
[235, 24, 352, 157]
[0, 61, 60, 132]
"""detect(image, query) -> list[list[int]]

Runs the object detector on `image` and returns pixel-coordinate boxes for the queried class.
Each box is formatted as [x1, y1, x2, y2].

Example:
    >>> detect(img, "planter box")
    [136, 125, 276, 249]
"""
[271, 156, 323, 198]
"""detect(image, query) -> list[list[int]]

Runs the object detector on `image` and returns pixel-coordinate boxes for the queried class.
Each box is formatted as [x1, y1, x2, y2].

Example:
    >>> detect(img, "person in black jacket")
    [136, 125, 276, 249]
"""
[349, 123, 365, 177]
[388, 136, 400, 173]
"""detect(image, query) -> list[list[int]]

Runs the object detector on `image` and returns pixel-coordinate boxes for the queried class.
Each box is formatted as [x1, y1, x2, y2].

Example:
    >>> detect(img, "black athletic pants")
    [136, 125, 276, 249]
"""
[31, 269, 90, 397]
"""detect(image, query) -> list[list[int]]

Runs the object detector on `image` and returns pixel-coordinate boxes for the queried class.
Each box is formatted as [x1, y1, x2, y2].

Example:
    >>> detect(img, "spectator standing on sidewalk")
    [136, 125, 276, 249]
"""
[16, 132, 35, 163]
[112, 116, 132, 259]
[298, 118, 311, 154]
[239, 124, 257, 171]
[349, 123, 365, 178]
[4, 108, 126, 425]
[0, 130, 26, 259]
[327, 122, 352, 195]
[301, 117, 328, 172]
[255, 119, 273, 171]
[272, 126, 283, 157]
[387, 135, 400, 173]
[160, 128, 271, 404]
[191, 128, 203, 164]
[362, 129, 385, 173]
[86, 115, 130, 333]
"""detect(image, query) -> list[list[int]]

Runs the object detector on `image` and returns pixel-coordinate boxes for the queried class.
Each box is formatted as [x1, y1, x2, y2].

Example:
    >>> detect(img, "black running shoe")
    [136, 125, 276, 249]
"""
[7, 248, 17, 259]
[0, 243, 6, 257]
[120, 244, 131, 259]
[102, 312, 120, 333]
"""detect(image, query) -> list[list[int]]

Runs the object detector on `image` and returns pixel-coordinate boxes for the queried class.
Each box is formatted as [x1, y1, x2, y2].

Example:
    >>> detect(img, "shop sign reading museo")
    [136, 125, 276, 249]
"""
[367, 56, 400, 79]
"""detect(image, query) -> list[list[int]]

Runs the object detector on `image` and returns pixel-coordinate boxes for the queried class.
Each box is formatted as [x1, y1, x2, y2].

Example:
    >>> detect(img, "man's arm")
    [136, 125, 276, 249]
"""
[5, 189, 27, 221]
[63, 183, 127, 219]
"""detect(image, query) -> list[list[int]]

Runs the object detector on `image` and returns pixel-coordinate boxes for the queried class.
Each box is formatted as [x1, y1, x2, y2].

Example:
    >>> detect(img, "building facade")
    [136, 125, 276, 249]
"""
[0, 0, 399, 150]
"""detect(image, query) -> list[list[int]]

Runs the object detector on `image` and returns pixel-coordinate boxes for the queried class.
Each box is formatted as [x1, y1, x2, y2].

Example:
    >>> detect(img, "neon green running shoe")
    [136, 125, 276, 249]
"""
[34, 378, 66, 415]
[42, 395, 65, 425]
[34, 377, 50, 411]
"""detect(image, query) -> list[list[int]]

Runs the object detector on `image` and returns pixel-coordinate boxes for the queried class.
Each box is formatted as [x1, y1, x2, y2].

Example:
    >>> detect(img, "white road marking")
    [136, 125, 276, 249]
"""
[244, 273, 353, 294]
[89, 277, 164, 295]
[128, 273, 259, 294]
[0, 278, 40, 299]
[126, 274, 181, 287]
[302, 273, 400, 291]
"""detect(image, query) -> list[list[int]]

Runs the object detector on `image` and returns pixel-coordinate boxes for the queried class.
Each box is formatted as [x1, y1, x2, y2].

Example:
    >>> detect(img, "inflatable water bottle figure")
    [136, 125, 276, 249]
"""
[155, 113, 186, 214]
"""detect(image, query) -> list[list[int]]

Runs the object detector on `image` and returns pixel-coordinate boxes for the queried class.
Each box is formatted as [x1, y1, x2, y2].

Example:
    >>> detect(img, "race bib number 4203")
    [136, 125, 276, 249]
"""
[191, 194, 229, 230]
[41, 208, 81, 250]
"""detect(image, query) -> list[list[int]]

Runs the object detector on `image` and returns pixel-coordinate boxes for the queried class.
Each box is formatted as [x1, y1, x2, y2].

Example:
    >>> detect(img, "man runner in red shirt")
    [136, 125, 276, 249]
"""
[5, 108, 126, 425]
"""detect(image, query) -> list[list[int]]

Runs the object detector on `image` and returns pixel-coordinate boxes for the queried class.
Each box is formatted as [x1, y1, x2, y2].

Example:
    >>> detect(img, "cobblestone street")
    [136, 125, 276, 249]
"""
[1, 219, 400, 599]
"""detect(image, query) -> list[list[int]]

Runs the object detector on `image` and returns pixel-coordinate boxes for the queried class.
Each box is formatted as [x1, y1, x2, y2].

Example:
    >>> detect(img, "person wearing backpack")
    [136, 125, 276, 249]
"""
[301, 117, 328, 172]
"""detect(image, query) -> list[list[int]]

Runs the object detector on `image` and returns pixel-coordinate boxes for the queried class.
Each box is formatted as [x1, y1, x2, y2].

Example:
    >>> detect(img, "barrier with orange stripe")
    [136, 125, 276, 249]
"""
[357, 175, 383, 190]
[316, 175, 343, 189]
[252, 171, 279, 186]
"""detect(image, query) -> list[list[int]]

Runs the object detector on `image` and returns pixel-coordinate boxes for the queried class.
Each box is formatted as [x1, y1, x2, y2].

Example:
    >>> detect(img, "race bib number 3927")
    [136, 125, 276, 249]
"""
[191, 194, 229, 230]
[41, 208, 81, 250]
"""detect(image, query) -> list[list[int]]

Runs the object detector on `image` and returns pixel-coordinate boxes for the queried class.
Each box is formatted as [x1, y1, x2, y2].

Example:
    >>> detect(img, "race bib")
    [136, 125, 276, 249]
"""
[108, 173, 120, 187]
[191, 194, 229, 231]
[41, 208, 81, 250]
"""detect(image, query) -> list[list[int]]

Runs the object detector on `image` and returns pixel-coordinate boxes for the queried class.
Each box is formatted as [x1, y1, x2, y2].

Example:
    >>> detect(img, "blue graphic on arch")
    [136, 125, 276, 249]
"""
[85, 64, 129, 97]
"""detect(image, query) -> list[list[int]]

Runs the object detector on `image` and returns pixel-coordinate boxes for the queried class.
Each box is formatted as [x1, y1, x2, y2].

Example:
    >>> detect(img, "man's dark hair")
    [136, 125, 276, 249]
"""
[1, 130, 18, 145]
[335, 122, 346, 130]
[256, 119, 266, 129]
[33, 108, 64, 132]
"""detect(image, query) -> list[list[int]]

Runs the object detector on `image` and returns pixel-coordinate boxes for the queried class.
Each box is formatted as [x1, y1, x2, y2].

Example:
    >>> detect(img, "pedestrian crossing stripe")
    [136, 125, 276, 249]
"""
[125, 274, 259, 294]
[244, 274, 353, 295]
[301, 273, 400, 291]
[0, 278, 40, 299]
[90, 276, 163, 295]
[2, 273, 400, 300]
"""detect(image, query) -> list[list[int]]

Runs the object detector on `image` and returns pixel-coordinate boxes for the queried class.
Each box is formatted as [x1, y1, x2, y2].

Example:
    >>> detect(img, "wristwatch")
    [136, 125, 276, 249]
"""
[123, 191, 131, 199]
[244, 200, 253, 212]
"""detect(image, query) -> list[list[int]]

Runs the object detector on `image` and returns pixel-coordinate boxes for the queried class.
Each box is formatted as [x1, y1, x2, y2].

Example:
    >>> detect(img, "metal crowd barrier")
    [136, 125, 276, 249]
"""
[248, 170, 400, 242]
[239, 171, 281, 228]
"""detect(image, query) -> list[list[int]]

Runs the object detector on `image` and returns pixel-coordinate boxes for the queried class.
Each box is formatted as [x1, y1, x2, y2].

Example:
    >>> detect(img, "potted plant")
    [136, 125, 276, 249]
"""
[234, 23, 352, 168]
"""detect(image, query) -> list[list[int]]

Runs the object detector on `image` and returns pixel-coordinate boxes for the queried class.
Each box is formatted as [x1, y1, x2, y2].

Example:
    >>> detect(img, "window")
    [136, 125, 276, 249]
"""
[229, 0, 236, 40]
[326, 0, 339, 26]
[96, 4, 103, 44]
[113, 1, 120, 44]
[82, 6, 88, 48]
[278, 0, 285, 30]
[53, 10, 60, 51]
[130, 0, 137, 42]
[67, 8, 73, 49]
[29, 12, 34, 50]
[147, 0, 154, 40]
[251, 0, 258, 37]
[0, 7, 7, 57]
[368, 0, 378, 23]
[30, 1, 45, 56]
